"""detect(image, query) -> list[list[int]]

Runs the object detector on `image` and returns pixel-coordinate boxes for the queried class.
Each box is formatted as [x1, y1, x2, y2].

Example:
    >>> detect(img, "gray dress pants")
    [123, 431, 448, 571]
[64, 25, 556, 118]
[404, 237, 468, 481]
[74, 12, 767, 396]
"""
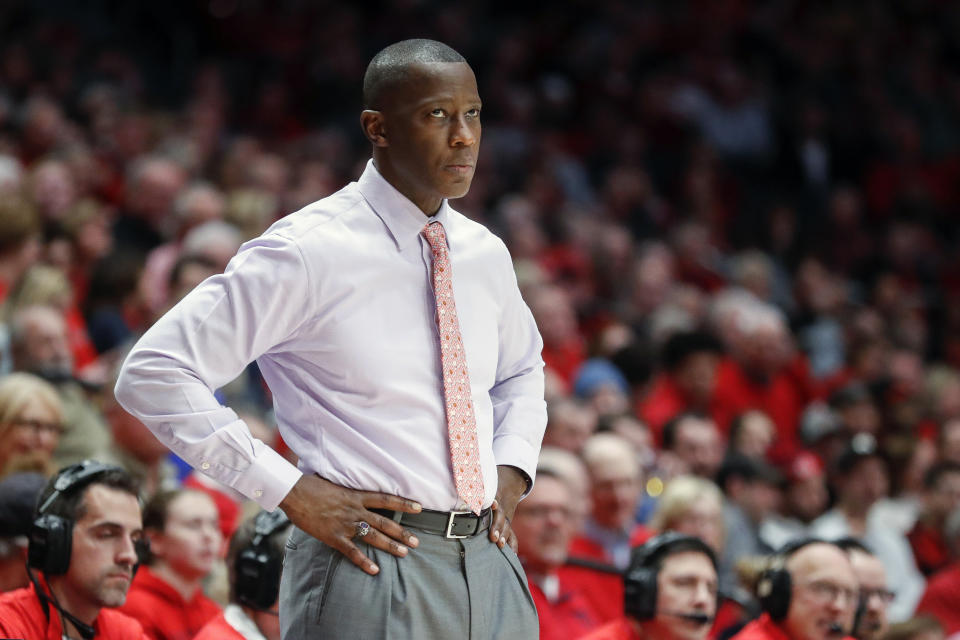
[279, 525, 539, 639]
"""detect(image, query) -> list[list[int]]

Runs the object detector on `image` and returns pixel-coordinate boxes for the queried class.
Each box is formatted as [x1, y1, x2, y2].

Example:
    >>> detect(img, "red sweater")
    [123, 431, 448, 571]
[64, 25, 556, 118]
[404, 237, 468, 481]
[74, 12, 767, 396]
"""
[579, 617, 640, 640]
[0, 582, 146, 639]
[731, 613, 854, 640]
[192, 611, 245, 640]
[916, 563, 960, 634]
[530, 573, 603, 640]
[117, 566, 221, 640]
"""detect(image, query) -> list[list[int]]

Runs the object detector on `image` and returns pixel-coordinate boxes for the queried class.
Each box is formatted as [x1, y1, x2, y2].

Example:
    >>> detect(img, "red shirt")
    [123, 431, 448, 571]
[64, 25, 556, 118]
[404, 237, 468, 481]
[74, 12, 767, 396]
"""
[908, 519, 951, 577]
[192, 612, 244, 640]
[579, 617, 640, 640]
[730, 613, 854, 640]
[566, 525, 652, 624]
[117, 566, 221, 640]
[713, 357, 812, 458]
[530, 573, 603, 640]
[916, 563, 960, 634]
[0, 582, 147, 639]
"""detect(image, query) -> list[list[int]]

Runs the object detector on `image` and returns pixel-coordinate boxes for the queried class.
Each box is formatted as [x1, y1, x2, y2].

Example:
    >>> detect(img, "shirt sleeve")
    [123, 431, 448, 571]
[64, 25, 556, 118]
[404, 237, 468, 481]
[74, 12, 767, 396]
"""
[488, 239, 547, 492]
[114, 233, 309, 510]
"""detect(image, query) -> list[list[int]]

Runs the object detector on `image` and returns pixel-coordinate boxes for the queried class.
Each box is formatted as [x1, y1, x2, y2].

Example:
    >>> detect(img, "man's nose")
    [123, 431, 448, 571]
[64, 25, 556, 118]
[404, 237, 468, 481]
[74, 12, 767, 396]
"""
[449, 116, 477, 146]
[117, 536, 139, 565]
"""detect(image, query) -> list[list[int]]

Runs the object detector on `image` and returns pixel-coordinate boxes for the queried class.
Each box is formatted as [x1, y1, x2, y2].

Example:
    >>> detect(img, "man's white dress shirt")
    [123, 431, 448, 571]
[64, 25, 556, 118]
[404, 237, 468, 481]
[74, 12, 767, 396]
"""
[115, 160, 547, 512]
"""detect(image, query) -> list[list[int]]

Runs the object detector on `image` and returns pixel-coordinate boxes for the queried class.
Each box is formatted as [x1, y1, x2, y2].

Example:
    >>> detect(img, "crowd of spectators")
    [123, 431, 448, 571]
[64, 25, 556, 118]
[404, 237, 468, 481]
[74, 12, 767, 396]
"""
[1, 1, 960, 638]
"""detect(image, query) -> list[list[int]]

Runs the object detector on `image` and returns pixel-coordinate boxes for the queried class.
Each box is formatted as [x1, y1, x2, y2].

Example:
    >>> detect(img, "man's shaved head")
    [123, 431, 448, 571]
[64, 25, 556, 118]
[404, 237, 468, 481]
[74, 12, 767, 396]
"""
[363, 39, 467, 109]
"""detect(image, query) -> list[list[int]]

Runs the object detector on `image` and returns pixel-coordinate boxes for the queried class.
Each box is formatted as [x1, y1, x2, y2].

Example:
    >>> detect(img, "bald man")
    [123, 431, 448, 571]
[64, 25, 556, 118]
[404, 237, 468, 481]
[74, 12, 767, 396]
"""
[116, 39, 546, 639]
[732, 540, 858, 640]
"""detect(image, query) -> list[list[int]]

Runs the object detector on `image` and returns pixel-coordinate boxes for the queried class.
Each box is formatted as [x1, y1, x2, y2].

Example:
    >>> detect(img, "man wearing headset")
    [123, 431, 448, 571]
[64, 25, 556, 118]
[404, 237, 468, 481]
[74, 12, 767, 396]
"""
[834, 538, 892, 640]
[731, 539, 858, 640]
[193, 510, 292, 640]
[0, 460, 147, 640]
[581, 532, 719, 640]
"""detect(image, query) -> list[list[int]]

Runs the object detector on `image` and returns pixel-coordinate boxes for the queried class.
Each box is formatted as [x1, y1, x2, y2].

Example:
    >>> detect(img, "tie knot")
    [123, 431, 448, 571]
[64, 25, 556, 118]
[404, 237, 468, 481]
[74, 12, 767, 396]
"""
[422, 221, 447, 250]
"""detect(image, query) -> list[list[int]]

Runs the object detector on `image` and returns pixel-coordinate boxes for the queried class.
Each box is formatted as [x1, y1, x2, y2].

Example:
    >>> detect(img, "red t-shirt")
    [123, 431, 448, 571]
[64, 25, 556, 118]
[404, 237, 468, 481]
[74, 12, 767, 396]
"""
[916, 563, 960, 634]
[117, 566, 221, 640]
[530, 573, 603, 640]
[192, 612, 245, 640]
[730, 613, 856, 640]
[908, 520, 951, 577]
[578, 617, 640, 640]
[0, 582, 147, 639]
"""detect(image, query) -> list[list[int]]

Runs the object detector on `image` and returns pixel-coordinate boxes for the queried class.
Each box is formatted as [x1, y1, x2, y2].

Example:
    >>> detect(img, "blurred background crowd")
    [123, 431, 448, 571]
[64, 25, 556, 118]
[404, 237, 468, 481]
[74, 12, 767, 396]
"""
[1, 0, 960, 638]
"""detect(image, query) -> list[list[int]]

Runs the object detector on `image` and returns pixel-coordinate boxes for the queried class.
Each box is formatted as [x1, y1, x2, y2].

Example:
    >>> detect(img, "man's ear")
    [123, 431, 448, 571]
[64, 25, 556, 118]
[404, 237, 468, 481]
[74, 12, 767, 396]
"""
[360, 110, 388, 147]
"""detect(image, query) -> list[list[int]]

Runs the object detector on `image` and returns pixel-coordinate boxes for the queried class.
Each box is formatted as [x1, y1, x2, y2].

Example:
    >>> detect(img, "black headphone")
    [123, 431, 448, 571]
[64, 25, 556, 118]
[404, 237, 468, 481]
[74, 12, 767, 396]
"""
[756, 537, 831, 621]
[28, 460, 148, 575]
[235, 509, 291, 611]
[624, 532, 718, 621]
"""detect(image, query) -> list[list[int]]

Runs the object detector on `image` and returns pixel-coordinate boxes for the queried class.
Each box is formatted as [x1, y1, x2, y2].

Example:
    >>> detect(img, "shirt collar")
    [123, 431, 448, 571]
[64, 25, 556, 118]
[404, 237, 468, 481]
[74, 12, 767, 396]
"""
[356, 159, 452, 252]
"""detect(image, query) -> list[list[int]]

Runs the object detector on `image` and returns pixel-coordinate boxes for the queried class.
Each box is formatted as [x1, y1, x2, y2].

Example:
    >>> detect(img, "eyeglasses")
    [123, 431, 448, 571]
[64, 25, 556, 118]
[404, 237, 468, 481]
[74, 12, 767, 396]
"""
[12, 418, 65, 436]
[860, 587, 896, 604]
[799, 579, 858, 606]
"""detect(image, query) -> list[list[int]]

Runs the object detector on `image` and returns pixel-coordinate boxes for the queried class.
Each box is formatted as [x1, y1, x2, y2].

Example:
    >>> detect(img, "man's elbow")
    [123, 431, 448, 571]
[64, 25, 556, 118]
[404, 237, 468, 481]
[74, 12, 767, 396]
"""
[113, 354, 145, 415]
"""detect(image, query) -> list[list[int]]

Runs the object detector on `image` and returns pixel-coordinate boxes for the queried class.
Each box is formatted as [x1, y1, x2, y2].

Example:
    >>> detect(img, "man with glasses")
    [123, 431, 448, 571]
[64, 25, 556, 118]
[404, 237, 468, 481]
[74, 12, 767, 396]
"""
[834, 538, 892, 640]
[732, 540, 858, 640]
[512, 468, 601, 639]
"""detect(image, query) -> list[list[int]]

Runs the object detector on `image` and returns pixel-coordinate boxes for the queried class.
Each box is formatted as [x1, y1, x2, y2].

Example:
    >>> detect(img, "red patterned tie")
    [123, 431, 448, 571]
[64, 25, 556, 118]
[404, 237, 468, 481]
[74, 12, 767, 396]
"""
[423, 221, 485, 515]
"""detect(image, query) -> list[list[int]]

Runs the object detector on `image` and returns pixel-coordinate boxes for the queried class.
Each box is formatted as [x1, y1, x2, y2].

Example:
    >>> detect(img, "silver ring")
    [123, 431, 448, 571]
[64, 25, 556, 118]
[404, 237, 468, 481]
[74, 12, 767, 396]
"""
[355, 521, 371, 538]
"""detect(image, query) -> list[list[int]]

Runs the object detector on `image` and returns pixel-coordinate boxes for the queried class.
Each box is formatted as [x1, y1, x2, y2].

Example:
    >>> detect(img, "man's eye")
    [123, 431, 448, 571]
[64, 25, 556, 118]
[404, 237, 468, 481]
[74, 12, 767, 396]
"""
[430, 109, 445, 118]
[467, 108, 480, 117]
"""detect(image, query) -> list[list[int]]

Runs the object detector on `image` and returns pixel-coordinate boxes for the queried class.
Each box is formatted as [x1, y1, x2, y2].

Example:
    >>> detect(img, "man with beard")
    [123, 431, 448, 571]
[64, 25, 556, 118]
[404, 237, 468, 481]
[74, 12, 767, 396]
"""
[581, 533, 719, 640]
[0, 460, 146, 639]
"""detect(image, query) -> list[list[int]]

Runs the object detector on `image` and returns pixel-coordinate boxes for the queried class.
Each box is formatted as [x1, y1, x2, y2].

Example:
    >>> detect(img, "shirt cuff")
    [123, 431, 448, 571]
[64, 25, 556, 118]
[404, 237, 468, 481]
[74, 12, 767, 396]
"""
[230, 446, 303, 511]
[492, 432, 540, 497]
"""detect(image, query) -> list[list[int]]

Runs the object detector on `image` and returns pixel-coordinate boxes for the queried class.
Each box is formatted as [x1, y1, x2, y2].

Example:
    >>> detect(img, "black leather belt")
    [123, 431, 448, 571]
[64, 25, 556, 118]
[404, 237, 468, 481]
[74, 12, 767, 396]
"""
[371, 507, 492, 539]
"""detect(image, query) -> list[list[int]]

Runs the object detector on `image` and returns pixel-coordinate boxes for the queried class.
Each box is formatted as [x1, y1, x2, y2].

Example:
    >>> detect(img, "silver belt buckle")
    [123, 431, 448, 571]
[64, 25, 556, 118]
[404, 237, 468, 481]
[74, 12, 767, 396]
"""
[445, 510, 472, 538]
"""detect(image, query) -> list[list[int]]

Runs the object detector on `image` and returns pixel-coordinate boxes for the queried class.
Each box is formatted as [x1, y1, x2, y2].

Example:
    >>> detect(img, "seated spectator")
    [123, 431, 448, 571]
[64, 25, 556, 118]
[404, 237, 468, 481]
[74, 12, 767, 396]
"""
[637, 329, 723, 440]
[716, 453, 782, 594]
[835, 538, 893, 640]
[543, 397, 598, 454]
[513, 468, 602, 640]
[538, 445, 591, 533]
[9, 305, 115, 467]
[193, 509, 292, 640]
[760, 451, 829, 550]
[118, 488, 222, 640]
[908, 462, 960, 576]
[915, 506, 960, 636]
[568, 433, 651, 624]
[648, 475, 726, 555]
[581, 533, 719, 640]
[731, 540, 859, 640]
[810, 434, 925, 621]
[573, 358, 632, 418]
[0, 472, 46, 592]
[0, 461, 145, 638]
[0, 193, 41, 308]
[728, 410, 776, 461]
[571, 433, 651, 570]
[660, 411, 725, 480]
[0, 372, 63, 478]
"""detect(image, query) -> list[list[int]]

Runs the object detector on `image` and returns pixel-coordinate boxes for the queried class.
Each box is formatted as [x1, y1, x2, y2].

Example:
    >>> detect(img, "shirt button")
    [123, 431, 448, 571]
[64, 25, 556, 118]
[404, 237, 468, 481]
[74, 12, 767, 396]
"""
[200, 461, 210, 470]
[254, 489, 263, 498]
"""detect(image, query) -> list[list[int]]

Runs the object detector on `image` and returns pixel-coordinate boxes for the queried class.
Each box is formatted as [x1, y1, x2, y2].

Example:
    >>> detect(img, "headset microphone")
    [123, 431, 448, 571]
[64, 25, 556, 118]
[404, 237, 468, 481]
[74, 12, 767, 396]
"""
[827, 622, 845, 636]
[663, 611, 713, 625]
